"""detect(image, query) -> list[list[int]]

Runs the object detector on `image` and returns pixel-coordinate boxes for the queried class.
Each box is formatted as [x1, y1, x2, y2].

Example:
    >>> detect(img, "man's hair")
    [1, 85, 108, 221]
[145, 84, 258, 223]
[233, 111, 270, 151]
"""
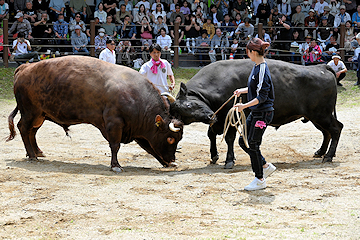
[224, 14, 230, 18]
[160, 27, 166, 33]
[58, 14, 64, 18]
[149, 43, 162, 53]
[18, 32, 25, 38]
[120, 4, 126, 8]
[175, 3, 180, 8]
[157, 15, 163, 19]
[210, 4, 216, 9]
[106, 39, 113, 44]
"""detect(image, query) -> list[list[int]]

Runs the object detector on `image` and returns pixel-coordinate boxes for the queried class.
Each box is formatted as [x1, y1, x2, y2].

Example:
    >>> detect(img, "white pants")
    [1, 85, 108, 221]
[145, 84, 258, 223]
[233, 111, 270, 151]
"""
[186, 38, 196, 53]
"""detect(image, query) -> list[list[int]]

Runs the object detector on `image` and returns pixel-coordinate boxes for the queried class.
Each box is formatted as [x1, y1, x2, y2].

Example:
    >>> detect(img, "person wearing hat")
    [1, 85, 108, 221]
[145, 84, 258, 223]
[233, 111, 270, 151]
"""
[8, 12, 32, 38]
[304, 9, 318, 39]
[99, 39, 116, 64]
[320, 5, 335, 26]
[300, 1, 311, 17]
[329, 0, 341, 16]
[299, 35, 312, 64]
[71, 24, 89, 55]
[95, 28, 107, 56]
[314, 0, 329, 16]
[327, 55, 347, 86]
[334, 5, 351, 29]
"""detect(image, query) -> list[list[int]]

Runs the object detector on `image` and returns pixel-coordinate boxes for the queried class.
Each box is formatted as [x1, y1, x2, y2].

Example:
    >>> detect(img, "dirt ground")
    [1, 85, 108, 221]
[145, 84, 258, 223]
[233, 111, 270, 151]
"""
[0, 100, 359, 240]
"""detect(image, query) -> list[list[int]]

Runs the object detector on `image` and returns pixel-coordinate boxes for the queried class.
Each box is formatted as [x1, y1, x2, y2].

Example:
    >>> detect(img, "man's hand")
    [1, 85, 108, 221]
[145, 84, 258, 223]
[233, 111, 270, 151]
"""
[233, 103, 245, 112]
[336, 72, 341, 78]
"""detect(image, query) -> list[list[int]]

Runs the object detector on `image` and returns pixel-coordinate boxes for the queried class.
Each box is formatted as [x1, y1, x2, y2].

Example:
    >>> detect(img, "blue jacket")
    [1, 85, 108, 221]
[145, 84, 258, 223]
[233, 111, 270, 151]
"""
[247, 62, 275, 112]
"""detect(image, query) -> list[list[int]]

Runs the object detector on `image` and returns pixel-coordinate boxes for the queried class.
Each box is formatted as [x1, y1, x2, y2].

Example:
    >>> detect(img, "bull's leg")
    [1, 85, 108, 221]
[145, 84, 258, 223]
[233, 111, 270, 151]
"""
[312, 122, 331, 158]
[29, 117, 46, 157]
[208, 127, 219, 164]
[135, 139, 170, 167]
[17, 118, 37, 160]
[109, 142, 123, 172]
[224, 127, 237, 169]
[322, 117, 343, 162]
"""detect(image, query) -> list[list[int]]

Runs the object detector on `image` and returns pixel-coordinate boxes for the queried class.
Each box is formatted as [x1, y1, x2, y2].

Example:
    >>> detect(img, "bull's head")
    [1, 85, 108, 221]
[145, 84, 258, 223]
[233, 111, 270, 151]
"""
[169, 83, 216, 125]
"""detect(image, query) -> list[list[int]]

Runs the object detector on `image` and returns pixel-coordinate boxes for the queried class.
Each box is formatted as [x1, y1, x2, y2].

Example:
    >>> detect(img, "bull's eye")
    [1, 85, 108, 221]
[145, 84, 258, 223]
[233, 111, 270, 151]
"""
[167, 137, 175, 145]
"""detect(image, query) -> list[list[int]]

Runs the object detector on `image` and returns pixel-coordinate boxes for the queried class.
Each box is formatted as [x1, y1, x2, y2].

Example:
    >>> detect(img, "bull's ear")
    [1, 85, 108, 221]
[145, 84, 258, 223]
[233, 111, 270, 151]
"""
[155, 115, 165, 128]
[179, 82, 188, 97]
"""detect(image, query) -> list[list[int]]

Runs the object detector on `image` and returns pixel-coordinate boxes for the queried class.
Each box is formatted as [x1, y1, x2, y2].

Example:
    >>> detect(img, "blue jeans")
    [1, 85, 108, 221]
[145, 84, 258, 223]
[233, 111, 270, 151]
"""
[73, 47, 89, 54]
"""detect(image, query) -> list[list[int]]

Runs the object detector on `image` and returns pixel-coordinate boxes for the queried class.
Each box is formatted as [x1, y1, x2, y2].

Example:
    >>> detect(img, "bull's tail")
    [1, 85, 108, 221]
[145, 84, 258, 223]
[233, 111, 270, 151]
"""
[6, 106, 19, 142]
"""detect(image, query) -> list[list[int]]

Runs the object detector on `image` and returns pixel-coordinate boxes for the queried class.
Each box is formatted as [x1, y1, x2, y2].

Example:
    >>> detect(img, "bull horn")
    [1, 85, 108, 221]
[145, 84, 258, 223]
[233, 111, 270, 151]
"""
[169, 122, 180, 132]
[161, 92, 176, 103]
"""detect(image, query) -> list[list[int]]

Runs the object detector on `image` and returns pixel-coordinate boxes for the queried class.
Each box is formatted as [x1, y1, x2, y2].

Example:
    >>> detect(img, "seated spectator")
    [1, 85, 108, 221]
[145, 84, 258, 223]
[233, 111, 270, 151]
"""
[268, 7, 280, 27]
[290, 30, 301, 63]
[23, 1, 36, 23]
[53, 14, 69, 53]
[317, 16, 333, 47]
[233, 13, 242, 27]
[156, 27, 172, 61]
[170, 15, 185, 47]
[196, 30, 210, 66]
[140, 16, 153, 46]
[304, 9, 318, 38]
[14, 0, 26, 14]
[230, 37, 239, 58]
[32, 12, 52, 52]
[9, 12, 32, 39]
[134, 4, 150, 25]
[180, 1, 191, 17]
[192, 0, 207, 18]
[185, 14, 201, 54]
[69, 14, 86, 34]
[94, 3, 107, 24]
[103, 0, 117, 20]
[99, 39, 116, 64]
[314, 0, 329, 17]
[292, 5, 305, 39]
[322, 35, 339, 61]
[221, 14, 235, 39]
[235, 17, 254, 40]
[352, 5, 360, 33]
[345, 0, 357, 17]
[69, 0, 87, 22]
[49, 0, 65, 21]
[210, 4, 223, 27]
[120, 0, 132, 13]
[102, 15, 117, 39]
[232, 0, 247, 19]
[215, 0, 229, 16]
[11, 32, 38, 64]
[277, 0, 291, 20]
[120, 16, 137, 42]
[33, 0, 49, 20]
[153, 15, 168, 36]
[303, 39, 322, 64]
[86, 17, 101, 41]
[255, 28, 271, 43]
[151, 0, 164, 12]
[140, 40, 150, 62]
[116, 4, 132, 24]
[169, 4, 185, 25]
[344, 20, 356, 51]
[152, 3, 166, 23]
[195, 7, 205, 27]
[300, 1, 311, 17]
[334, 5, 351, 30]
[203, 17, 215, 39]
[135, 0, 150, 13]
[329, 0, 340, 17]
[321, 6, 335, 27]
[327, 55, 347, 86]
[256, 0, 270, 25]
[299, 35, 312, 64]
[0, 0, 9, 23]
[71, 25, 89, 54]
[208, 28, 229, 62]
[95, 28, 107, 56]
[168, 0, 178, 19]
[252, 0, 262, 17]
[116, 40, 135, 66]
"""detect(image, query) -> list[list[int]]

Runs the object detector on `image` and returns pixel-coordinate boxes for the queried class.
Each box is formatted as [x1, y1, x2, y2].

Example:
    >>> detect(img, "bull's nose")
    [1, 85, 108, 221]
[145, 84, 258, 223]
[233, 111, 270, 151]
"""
[209, 114, 217, 124]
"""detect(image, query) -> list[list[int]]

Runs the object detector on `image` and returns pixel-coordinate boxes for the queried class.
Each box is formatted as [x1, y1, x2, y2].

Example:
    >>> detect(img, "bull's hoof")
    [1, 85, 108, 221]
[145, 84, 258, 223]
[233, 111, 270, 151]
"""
[313, 150, 325, 158]
[224, 161, 234, 169]
[36, 152, 46, 157]
[210, 154, 219, 164]
[111, 167, 124, 173]
[168, 162, 178, 168]
[322, 157, 333, 163]
[28, 157, 38, 161]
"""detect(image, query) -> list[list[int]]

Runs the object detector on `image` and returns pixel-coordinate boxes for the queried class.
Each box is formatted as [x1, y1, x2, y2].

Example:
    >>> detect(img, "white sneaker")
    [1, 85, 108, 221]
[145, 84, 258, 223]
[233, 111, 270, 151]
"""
[244, 178, 266, 191]
[263, 163, 276, 179]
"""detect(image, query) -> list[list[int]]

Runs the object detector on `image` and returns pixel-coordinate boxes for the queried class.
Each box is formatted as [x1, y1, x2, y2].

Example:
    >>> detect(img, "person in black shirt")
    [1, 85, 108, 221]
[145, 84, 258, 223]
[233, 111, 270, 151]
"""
[33, 12, 52, 51]
[276, 13, 292, 60]
[23, 1, 37, 22]
[322, 34, 339, 61]
[185, 14, 200, 54]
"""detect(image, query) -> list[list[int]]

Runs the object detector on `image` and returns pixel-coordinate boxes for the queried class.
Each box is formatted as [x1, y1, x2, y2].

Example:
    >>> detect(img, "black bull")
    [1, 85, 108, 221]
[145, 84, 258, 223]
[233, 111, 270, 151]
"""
[170, 59, 343, 164]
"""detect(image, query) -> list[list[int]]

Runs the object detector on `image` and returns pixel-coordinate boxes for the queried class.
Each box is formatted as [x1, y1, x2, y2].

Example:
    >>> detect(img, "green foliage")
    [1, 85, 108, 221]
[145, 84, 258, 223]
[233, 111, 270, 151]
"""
[0, 67, 16, 100]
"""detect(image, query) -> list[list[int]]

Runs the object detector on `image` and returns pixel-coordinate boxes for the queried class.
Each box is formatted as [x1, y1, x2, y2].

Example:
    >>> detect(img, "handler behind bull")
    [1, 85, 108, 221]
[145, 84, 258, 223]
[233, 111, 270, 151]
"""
[233, 38, 276, 191]
[139, 43, 175, 94]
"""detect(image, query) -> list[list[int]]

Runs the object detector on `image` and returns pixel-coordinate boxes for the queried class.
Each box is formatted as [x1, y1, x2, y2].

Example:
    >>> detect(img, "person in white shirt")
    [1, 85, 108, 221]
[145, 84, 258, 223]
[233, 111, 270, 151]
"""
[334, 5, 351, 28]
[139, 43, 175, 94]
[327, 55, 347, 86]
[156, 28, 172, 61]
[11, 32, 38, 65]
[99, 39, 116, 64]
[314, 0, 329, 16]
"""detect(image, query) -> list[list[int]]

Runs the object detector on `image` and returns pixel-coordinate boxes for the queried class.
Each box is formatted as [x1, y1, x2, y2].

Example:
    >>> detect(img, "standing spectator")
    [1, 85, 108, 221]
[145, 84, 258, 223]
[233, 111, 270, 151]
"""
[275, 14, 292, 60]
[49, 0, 65, 21]
[120, 16, 137, 41]
[116, 4, 132, 24]
[0, 0, 9, 23]
[69, 13, 86, 34]
[235, 17, 254, 40]
[152, 3, 167, 23]
[256, 0, 270, 25]
[352, 5, 360, 33]
[99, 39, 116, 64]
[139, 43, 175, 95]
[185, 14, 201, 54]
[156, 27, 172, 61]
[304, 9, 318, 38]
[210, 4, 223, 26]
[103, 0, 117, 20]
[327, 55, 347, 86]
[314, 0, 329, 17]
[11, 32, 38, 64]
[32, 12, 52, 52]
[277, 0, 291, 20]
[208, 28, 229, 62]
[8, 12, 32, 38]
[23, 1, 36, 23]
[134, 4, 150, 25]
[69, 0, 87, 22]
[102, 15, 117, 39]
[215, 0, 229, 16]
[334, 5, 351, 29]
[203, 17, 215, 39]
[232, 0, 247, 19]
[153, 15, 168, 36]
[53, 14, 68, 53]
[169, 4, 185, 25]
[94, 3, 107, 23]
[71, 25, 89, 54]
[14, 0, 26, 13]
[116, 39, 135, 66]
[95, 28, 107, 56]
[196, 30, 210, 66]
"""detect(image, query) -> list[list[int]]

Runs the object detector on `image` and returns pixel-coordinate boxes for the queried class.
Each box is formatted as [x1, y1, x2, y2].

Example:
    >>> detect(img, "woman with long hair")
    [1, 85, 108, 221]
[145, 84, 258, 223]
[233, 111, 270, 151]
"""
[134, 4, 150, 25]
[233, 38, 276, 191]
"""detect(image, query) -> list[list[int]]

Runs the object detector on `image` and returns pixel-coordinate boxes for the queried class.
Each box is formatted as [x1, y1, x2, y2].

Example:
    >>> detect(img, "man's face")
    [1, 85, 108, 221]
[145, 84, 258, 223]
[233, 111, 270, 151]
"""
[322, 19, 327, 25]
[121, 6, 126, 13]
[26, 2, 32, 9]
[296, 6, 301, 13]
[224, 15, 230, 22]
[75, 29, 81, 34]
[333, 58, 339, 64]
[18, 16, 23, 22]
[150, 48, 161, 61]
[175, 5, 180, 12]
[175, 16, 181, 23]
[0, 0, 4, 6]
[216, 28, 221, 36]
[340, 8, 346, 13]
[309, 11, 314, 17]
[75, 15, 81, 22]
[158, 17, 163, 23]
[41, 14, 47, 20]
[161, 29, 166, 36]
[108, 41, 116, 50]
[124, 16, 130, 23]
[107, 16, 112, 23]
[211, 7, 217, 13]
[58, 16, 64, 22]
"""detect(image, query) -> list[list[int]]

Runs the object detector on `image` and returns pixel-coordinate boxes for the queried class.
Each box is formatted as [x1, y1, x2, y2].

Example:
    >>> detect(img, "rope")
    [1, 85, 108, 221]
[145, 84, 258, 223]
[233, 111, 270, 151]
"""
[221, 95, 249, 148]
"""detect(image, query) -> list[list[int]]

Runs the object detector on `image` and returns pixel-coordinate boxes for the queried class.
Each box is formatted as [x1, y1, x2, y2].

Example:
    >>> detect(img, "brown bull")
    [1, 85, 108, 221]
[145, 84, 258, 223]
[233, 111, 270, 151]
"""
[6, 56, 183, 172]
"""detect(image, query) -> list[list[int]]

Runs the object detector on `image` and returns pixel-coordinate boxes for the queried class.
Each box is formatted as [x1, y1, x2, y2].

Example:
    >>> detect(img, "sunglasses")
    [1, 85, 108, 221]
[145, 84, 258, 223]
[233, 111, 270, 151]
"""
[76, 16, 81, 18]
[110, 43, 116, 45]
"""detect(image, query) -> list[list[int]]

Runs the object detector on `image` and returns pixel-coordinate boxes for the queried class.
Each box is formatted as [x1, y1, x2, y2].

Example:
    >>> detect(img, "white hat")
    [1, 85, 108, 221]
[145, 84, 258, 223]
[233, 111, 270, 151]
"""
[15, 12, 23, 18]
[98, 28, 105, 33]
[74, 25, 81, 30]
[332, 55, 341, 60]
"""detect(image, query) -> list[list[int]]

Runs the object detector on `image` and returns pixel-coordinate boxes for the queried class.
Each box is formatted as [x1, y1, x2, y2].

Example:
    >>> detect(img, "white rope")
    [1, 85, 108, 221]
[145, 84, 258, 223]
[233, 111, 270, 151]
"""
[221, 95, 249, 148]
